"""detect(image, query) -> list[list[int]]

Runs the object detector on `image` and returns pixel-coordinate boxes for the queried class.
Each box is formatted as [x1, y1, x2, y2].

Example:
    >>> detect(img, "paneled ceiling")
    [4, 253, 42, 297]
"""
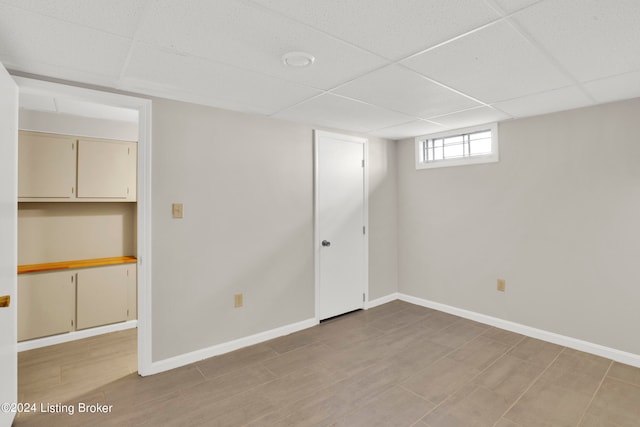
[1, 0, 639, 139]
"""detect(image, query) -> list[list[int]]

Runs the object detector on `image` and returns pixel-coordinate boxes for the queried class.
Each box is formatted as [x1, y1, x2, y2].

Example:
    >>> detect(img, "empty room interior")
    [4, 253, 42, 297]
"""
[1, 1, 640, 426]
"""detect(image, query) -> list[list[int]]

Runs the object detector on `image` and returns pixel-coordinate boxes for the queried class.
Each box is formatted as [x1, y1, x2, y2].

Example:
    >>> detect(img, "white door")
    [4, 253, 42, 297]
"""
[0, 62, 18, 426]
[316, 131, 367, 320]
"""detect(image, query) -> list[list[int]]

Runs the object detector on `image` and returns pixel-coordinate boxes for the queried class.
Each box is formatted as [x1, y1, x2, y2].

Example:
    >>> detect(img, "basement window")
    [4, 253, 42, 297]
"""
[415, 123, 498, 169]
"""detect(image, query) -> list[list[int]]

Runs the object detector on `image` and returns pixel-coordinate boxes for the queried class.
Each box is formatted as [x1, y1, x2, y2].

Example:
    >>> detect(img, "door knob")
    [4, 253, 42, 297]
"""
[321, 240, 331, 247]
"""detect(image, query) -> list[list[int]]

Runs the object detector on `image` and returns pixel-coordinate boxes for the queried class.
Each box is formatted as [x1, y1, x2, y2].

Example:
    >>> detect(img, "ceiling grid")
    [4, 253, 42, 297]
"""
[1, 0, 639, 139]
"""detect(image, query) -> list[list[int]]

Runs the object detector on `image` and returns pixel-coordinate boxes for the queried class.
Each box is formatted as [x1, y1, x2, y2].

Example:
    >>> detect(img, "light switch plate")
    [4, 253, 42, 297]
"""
[172, 203, 184, 219]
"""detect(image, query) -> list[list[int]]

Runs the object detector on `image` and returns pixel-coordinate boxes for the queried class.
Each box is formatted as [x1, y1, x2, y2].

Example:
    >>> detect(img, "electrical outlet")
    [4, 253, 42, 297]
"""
[172, 203, 183, 219]
[234, 293, 243, 308]
[497, 278, 506, 292]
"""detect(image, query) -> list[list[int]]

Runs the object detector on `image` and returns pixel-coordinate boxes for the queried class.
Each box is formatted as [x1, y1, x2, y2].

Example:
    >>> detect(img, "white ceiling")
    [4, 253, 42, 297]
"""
[19, 84, 139, 123]
[1, 0, 639, 139]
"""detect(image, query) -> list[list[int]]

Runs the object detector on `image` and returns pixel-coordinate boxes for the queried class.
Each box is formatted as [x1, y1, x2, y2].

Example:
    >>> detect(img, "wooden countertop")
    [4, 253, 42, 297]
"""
[18, 256, 137, 275]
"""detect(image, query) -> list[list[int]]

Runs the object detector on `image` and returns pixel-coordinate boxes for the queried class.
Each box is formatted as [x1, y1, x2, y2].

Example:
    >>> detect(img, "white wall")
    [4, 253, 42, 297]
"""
[397, 98, 640, 355]
[151, 98, 397, 361]
[19, 110, 138, 141]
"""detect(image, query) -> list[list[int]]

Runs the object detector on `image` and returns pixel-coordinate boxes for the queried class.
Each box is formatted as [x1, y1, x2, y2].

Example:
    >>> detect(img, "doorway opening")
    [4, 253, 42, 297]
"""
[13, 76, 152, 412]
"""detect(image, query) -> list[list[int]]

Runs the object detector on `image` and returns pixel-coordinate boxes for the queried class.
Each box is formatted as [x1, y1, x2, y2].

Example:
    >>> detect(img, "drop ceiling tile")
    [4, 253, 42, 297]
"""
[491, 0, 541, 14]
[250, 0, 500, 60]
[121, 43, 321, 115]
[493, 86, 593, 118]
[272, 94, 414, 133]
[369, 120, 445, 140]
[135, 0, 387, 90]
[0, 4, 131, 81]
[0, 0, 148, 37]
[583, 71, 640, 104]
[513, 0, 640, 82]
[19, 92, 57, 112]
[334, 65, 481, 118]
[402, 20, 571, 104]
[429, 106, 511, 130]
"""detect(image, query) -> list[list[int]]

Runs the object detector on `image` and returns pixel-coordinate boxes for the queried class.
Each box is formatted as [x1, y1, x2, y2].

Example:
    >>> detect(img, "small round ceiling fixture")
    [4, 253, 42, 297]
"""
[282, 51, 315, 68]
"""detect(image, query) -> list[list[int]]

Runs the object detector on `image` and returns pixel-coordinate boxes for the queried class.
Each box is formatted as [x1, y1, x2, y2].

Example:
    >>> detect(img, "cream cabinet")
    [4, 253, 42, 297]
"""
[18, 262, 137, 340]
[17, 130, 138, 343]
[18, 271, 76, 341]
[18, 131, 137, 202]
[18, 132, 76, 199]
[76, 264, 134, 330]
[126, 264, 137, 321]
[77, 139, 136, 200]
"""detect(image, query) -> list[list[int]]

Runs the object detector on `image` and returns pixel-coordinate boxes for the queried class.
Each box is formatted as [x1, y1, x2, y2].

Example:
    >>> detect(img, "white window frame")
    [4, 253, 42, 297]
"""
[415, 123, 499, 170]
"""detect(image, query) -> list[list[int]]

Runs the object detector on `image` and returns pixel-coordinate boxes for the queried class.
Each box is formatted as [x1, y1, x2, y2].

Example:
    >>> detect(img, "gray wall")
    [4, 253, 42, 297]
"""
[397, 98, 640, 355]
[368, 137, 398, 300]
[151, 98, 397, 361]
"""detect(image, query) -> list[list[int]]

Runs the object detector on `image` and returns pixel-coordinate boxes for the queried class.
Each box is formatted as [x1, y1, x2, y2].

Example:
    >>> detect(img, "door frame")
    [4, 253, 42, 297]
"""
[11, 76, 154, 376]
[0, 61, 18, 427]
[313, 130, 369, 322]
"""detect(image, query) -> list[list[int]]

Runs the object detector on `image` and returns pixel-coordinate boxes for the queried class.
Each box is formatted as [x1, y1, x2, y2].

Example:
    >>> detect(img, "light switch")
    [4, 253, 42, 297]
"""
[172, 203, 184, 219]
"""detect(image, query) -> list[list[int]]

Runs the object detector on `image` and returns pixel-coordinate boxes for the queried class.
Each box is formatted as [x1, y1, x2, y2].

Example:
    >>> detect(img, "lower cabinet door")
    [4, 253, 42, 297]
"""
[126, 264, 137, 321]
[76, 265, 128, 330]
[18, 271, 75, 341]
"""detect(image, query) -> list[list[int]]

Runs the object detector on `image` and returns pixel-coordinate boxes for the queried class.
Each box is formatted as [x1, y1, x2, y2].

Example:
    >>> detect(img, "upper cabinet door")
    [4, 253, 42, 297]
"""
[18, 132, 76, 198]
[77, 139, 133, 199]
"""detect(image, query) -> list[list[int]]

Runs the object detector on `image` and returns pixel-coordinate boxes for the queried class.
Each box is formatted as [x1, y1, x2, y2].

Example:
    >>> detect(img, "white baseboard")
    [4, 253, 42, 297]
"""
[398, 293, 640, 368]
[146, 317, 318, 375]
[18, 320, 138, 352]
[365, 292, 399, 309]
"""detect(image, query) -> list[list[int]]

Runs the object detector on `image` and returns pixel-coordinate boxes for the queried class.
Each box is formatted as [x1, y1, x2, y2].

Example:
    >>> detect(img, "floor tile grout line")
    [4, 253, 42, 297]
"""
[366, 308, 435, 334]
[23, 306, 640, 426]
[421, 321, 502, 355]
[408, 328, 524, 424]
[479, 326, 527, 348]
[492, 348, 565, 427]
[193, 364, 206, 380]
[401, 383, 438, 404]
[259, 361, 280, 379]
[235, 357, 363, 426]
[190, 356, 348, 426]
[574, 359, 613, 427]
[605, 373, 640, 389]
[317, 316, 469, 425]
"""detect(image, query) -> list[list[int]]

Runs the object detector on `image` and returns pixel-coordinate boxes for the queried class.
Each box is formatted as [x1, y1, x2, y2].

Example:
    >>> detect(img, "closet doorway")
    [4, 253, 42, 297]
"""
[13, 76, 152, 403]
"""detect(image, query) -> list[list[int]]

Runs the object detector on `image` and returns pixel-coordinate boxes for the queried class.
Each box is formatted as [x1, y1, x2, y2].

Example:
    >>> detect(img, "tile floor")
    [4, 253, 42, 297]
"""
[13, 300, 640, 426]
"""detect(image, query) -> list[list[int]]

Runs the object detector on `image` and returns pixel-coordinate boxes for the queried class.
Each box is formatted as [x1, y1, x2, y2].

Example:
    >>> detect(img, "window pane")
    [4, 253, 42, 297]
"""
[443, 135, 463, 146]
[469, 131, 492, 155]
[443, 142, 464, 158]
[433, 145, 444, 160]
[416, 124, 497, 168]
